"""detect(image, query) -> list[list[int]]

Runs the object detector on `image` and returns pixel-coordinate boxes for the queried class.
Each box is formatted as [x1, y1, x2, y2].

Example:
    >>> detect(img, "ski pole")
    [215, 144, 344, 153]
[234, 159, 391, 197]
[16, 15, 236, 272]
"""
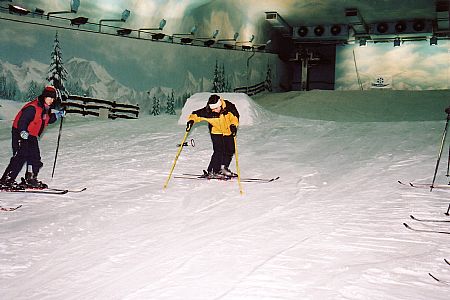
[430, 113, 450, 191]
[51, 115, 64, 178]
[447, 145, 450, 177]
[164, 131, 189, 189]
[234, 136, 243, 195]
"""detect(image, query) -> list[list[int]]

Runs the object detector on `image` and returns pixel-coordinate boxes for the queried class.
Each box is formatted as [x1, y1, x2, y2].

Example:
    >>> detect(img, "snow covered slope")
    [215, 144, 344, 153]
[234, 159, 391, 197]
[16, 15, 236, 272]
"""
[1, 90, 450, 300]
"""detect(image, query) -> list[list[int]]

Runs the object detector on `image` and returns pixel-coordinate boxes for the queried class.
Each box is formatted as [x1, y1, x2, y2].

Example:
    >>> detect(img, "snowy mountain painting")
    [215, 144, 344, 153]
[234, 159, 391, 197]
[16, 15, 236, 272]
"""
[0, 55, 265, 114]
[0, 58, 210, 112]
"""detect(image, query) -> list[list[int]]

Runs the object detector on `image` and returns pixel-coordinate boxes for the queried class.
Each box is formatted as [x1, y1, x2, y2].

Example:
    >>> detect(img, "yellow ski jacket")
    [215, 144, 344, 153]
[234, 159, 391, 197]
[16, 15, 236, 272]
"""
[188, 98, 239, 135]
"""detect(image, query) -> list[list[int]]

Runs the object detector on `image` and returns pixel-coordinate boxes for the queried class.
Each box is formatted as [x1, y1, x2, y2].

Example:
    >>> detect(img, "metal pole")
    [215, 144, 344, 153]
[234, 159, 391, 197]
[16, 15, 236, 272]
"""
[163, 131, 189, 189]
[51, 116, 64, 178]
[430, 114, 450, 191]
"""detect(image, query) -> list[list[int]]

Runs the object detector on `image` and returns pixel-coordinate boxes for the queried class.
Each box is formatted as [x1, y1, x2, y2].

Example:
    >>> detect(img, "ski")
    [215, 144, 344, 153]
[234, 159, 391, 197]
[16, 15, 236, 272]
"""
[180, 173, 279, 183]
[410, 215, 450, 223]
[174, 175, 232, 181]
[46, 187, 87, 193]
[398, 181, 450, 189]
[1, 188, 69, 195]
[0, 205, 22, 211]
[403, 223, 450, 235]
[429, 273, 449, 284]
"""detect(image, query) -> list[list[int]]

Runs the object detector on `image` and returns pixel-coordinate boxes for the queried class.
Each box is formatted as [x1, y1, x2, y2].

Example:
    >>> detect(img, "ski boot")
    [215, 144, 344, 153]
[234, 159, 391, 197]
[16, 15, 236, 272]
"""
[207, 170, 230, 180]
[220, 166, 237, 178]
[0, 175, 23, 191]
[21, 172, 48, 189]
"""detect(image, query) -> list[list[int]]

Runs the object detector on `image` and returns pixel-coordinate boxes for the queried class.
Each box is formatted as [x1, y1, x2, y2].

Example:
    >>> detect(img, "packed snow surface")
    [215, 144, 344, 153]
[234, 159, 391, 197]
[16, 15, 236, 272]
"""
[1, 90, 450, 299]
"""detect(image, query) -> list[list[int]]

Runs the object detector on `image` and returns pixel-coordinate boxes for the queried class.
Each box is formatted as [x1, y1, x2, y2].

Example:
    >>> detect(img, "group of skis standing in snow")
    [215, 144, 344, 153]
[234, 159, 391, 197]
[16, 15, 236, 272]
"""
[0, 87, 239, 191]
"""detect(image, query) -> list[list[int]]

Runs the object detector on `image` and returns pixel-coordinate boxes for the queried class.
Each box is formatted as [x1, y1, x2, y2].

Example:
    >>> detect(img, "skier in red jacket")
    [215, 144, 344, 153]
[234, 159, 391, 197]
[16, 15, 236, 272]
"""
[0, 86, 65, 189]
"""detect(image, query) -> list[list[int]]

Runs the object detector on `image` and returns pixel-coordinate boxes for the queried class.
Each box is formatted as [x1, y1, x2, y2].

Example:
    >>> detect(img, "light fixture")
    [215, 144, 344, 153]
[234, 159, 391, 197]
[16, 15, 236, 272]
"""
[47, 0, 80, 19]
[99, 9, 131, 32]
[117, 28, 132, 36]
[34, 8, 45, 17]
[218, 32, 239, 49]
[8, 4, 30, 15]
[254, 39, 271, 51]
[151, 33, 165, 40]
[70, 16, 88, 26]
[430, 35, 438, 45]
[197, 29, 219, 47]
[236, 34, 255, 50]
[138, 18, 166, 38]
[359, 38, 367, 47]
[393, 37, 401, 47]
[171, 25, 197, 44]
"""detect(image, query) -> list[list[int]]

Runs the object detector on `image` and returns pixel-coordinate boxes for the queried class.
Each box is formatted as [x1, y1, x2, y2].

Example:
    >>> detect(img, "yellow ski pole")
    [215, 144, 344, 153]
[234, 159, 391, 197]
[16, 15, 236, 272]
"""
[164, 131, 189, 189]
[234, 136, 244, 195]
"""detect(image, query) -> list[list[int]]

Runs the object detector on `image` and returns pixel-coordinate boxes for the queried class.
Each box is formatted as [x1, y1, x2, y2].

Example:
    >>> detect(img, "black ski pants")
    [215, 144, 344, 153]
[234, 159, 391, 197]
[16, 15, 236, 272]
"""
[2, 128, 42, 181]
[207, 134, 235, 173]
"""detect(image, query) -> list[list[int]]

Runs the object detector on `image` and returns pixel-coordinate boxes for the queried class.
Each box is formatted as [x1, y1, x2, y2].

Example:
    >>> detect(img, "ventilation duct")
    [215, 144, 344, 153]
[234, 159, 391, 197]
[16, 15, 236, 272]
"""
[293, 24, 348, 41]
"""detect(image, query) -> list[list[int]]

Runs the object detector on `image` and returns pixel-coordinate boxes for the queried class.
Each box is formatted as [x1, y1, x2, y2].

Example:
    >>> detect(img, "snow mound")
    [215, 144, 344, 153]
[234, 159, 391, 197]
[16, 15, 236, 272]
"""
[178, 92, 271, 126]
[252, 90, 450, 122]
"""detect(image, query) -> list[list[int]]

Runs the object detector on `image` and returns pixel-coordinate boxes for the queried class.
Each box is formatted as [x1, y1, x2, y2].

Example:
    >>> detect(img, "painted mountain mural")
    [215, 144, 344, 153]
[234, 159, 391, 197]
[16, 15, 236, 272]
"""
[0, 58, 214, 113]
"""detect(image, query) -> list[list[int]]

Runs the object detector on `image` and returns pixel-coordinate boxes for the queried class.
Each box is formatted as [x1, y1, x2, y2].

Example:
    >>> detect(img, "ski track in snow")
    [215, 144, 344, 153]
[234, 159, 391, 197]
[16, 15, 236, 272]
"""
[1, 92, 450, 299]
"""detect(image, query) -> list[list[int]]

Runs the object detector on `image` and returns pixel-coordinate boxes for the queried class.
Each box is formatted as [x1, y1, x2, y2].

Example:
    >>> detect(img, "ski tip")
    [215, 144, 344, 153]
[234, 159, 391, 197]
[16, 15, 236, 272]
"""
[429, 273, 441, 282]
[403, 223, 410, 229]
[410, 215, 416, 220]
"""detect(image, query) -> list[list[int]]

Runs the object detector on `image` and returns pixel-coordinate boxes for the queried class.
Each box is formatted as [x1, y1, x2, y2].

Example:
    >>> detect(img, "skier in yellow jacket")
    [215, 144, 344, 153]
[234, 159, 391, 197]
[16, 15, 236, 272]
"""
[186, 94, 239, 179]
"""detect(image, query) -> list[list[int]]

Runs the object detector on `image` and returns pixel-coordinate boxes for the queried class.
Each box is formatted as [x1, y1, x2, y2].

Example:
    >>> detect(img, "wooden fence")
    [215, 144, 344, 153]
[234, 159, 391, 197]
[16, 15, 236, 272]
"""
[63, 95, 140, 119]
[233, 81, 268, 96]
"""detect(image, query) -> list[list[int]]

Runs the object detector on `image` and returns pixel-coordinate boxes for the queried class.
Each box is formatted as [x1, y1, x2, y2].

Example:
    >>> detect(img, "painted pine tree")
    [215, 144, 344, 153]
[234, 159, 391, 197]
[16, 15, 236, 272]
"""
[47, 32, 68, 98]
[212, 60, 220, 93]
[151, 95, 160, 115]
[265, 62, 272, 92]
[165, 90, 176, 115]
[26, 81, 40, 100]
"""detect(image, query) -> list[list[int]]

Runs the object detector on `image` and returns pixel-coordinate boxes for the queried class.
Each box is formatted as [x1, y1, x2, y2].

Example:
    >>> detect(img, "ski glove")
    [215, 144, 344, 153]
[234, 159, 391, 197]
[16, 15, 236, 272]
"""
[230, 124, 237, 137]
[55, 110, 66, 119]
[20, 130, 29, 140]
[186, 120, 194, 132]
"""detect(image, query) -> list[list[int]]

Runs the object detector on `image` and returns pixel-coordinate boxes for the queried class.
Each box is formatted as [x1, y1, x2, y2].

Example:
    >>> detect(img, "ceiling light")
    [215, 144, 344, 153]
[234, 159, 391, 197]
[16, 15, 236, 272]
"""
[151, 33, 165, 40]
[117, 28, 132, 36]
[180, 38, 193, 44]
[138, 18, 167, 38]
[47, 0, 80, 19]
[8, 4, 30, 15]
[34, 8, 44, 17]
[70, 16, 88, 26]
[99, 9, 131, 33]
